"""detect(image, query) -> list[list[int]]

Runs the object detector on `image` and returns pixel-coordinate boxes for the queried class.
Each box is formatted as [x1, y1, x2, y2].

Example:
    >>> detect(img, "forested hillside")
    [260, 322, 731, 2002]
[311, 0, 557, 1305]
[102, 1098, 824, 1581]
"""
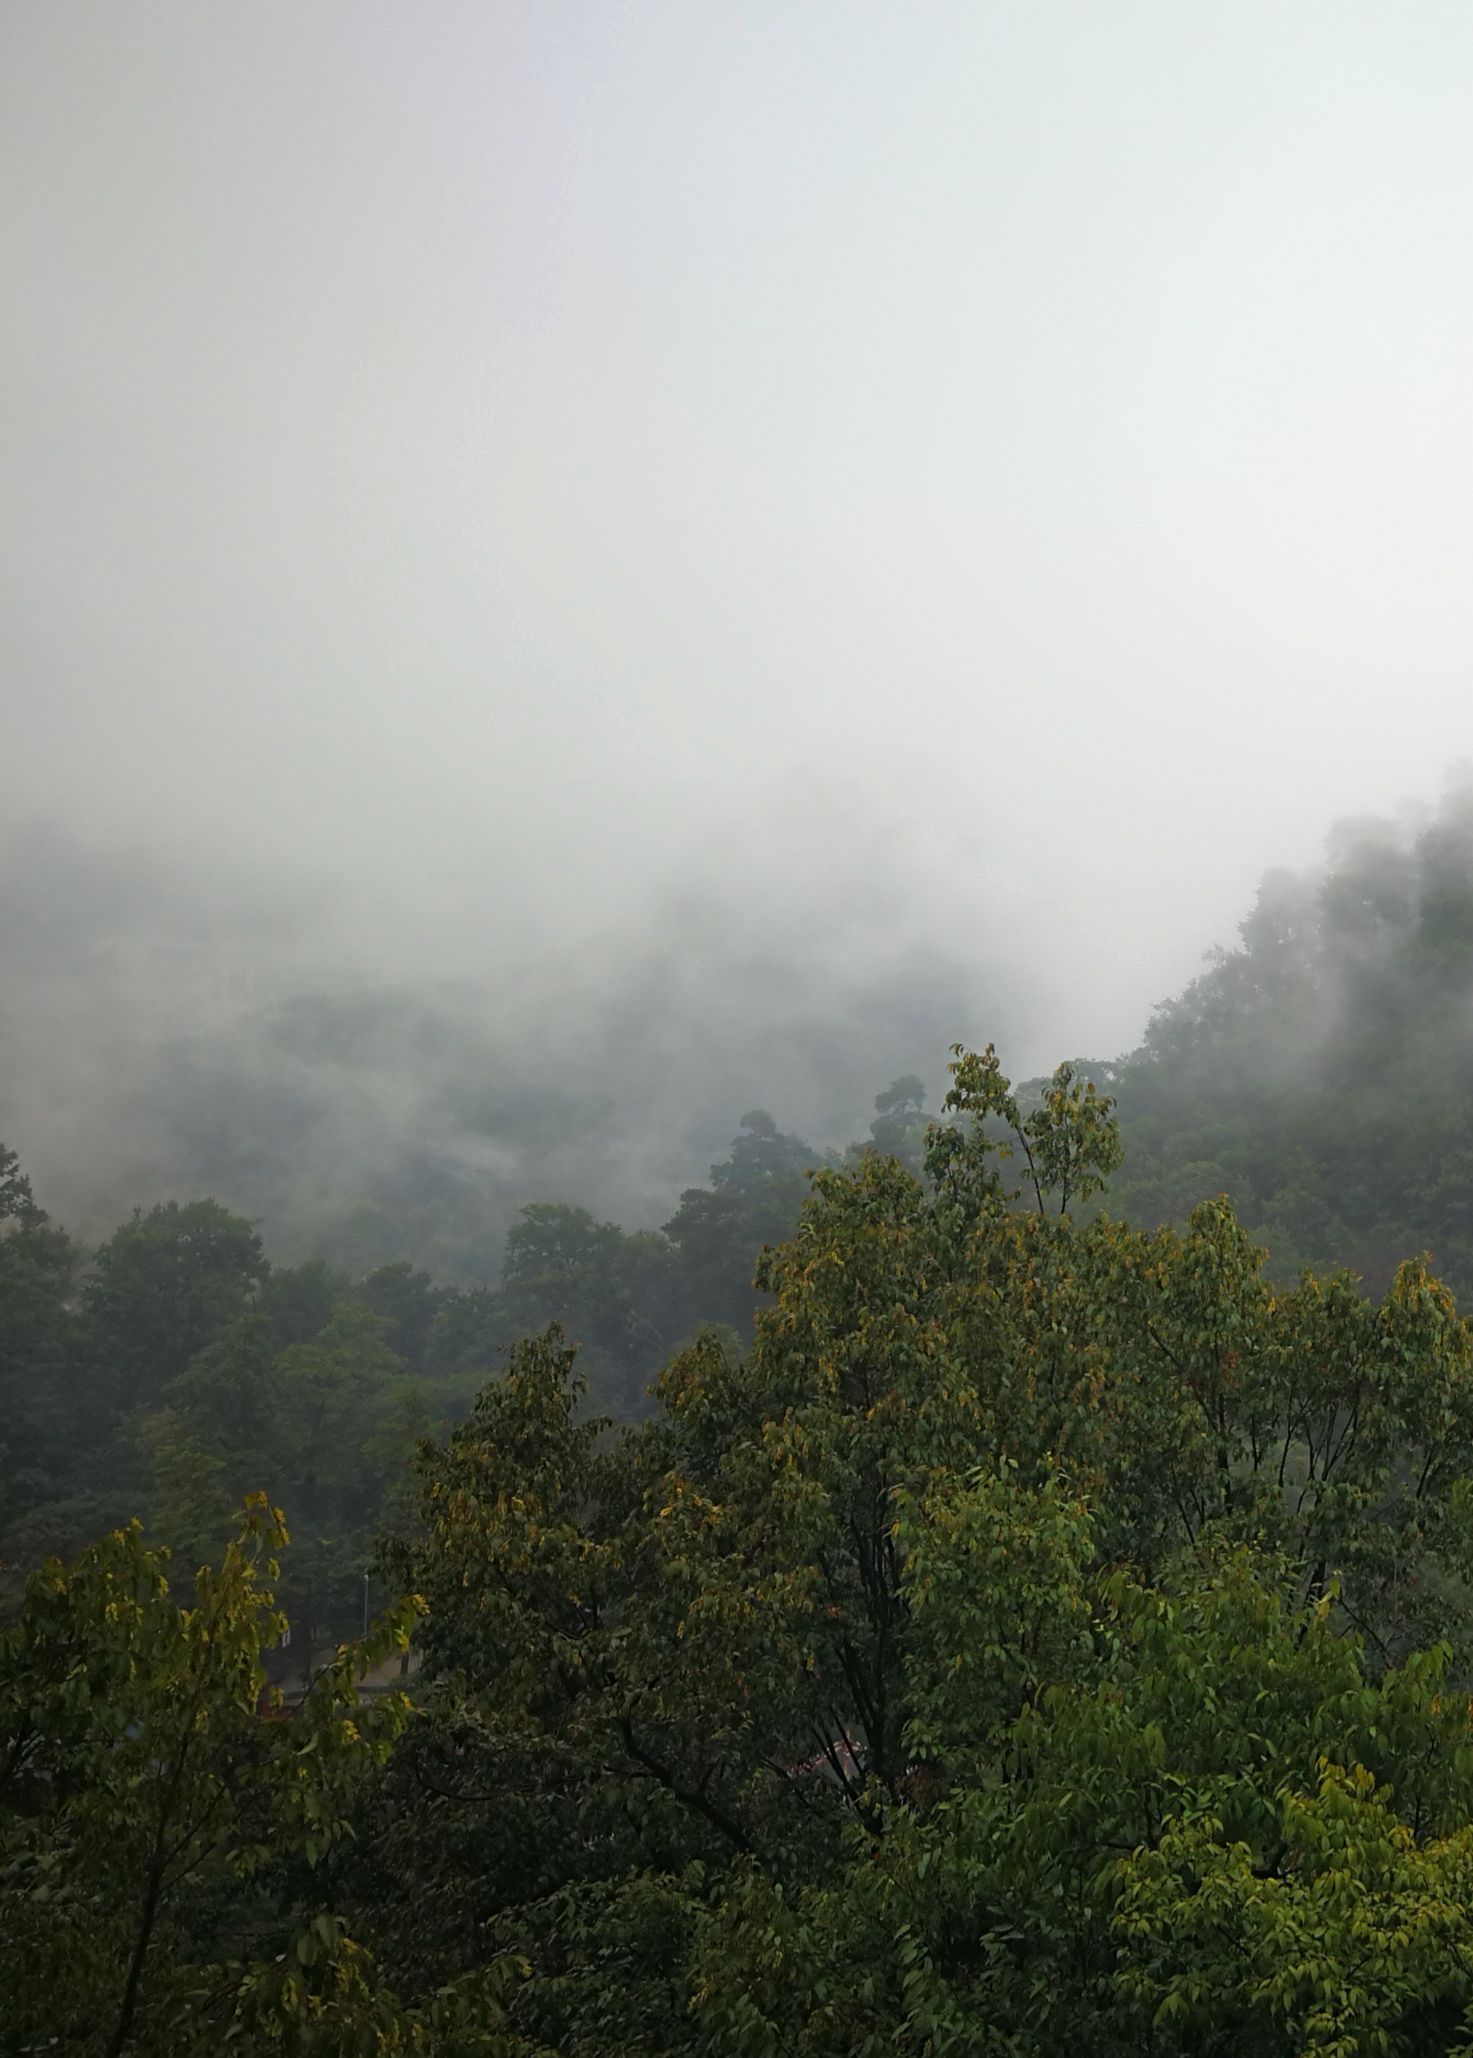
[1104, 775, 1473, 1301]
[12, 787, 1473, 2049]
[10, 782, 1473, 1604]
[11, 1044, 1473, 2052]
[1, 1073, 947, 1614]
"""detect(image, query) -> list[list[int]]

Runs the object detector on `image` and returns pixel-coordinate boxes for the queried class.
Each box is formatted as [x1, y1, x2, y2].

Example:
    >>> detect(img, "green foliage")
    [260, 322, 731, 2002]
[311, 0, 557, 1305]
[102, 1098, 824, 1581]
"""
[354, 1263, 440, 1373]
[0, 1498, 425, 2056]
[663, 1108, 821, 1339]
[0, 1142, 79, 1548]
[1104, 779, 1473, 1303]
[864, 1074, 936, 1173]
[500, 1203, 678, 1408]
[262, 1260, 353, 1349]
[344, 1053, 1473, 2052]
[925, 1041, 1123, 1219]
[84, 1199, 268, 1413]
[17, 989, 1473, 2051]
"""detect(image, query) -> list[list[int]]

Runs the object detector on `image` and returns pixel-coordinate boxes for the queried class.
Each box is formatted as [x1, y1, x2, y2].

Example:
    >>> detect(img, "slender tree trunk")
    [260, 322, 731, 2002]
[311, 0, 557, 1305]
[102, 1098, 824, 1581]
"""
[107, 1722, 193, 2058]
[106, 1852, 168, 2058]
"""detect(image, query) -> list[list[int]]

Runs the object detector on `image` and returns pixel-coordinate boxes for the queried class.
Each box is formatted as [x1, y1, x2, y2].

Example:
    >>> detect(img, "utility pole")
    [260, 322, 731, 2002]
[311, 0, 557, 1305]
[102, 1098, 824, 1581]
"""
[362, 1568, 370, 1638]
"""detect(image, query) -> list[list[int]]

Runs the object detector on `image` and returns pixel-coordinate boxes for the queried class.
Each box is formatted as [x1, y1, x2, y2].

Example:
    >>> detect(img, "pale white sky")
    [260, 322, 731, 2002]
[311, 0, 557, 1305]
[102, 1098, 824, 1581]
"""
[5, 1, 1473, 1066]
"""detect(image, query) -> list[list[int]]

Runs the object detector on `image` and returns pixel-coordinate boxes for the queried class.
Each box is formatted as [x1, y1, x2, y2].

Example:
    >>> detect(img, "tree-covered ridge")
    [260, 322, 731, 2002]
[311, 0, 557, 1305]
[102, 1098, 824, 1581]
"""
[0, 1080, 932, 1595]
[1104, 776, 1473, 1299]
[17, 785, 1473, 2047]
[14, 779, 1473, 1612]
[12, 1050, 1473, 2051]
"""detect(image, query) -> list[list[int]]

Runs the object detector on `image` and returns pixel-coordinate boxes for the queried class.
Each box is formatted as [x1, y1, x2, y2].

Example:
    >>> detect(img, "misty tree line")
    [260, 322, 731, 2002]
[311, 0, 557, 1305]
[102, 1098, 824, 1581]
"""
[1, 830, 980, 1288]
[8, 781, 1473, 1627]
[0, 1080, 937, 1632]
[13, 1033, 1473, 2052]
[1103, 777, 1473, 1302]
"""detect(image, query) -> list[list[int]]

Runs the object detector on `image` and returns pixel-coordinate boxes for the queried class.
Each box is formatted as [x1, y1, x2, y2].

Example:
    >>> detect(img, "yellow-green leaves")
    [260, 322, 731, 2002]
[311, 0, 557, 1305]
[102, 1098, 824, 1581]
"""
[0, 1499, 417, 2055]
[929, 1043, 1124, 1219]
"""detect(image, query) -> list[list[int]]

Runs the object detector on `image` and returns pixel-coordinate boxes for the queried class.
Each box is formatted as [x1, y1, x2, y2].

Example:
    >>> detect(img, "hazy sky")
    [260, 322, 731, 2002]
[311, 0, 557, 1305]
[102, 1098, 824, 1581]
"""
[6, 1, 1473, 1065]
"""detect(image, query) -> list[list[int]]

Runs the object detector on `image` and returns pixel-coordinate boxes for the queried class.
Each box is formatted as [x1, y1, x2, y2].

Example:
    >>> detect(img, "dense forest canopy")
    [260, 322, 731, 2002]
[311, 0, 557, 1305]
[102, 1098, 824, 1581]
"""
[11, 784, 1473, 2050]
[11, 1032, 1473, 2051]
[10, 780, 1473, 1594]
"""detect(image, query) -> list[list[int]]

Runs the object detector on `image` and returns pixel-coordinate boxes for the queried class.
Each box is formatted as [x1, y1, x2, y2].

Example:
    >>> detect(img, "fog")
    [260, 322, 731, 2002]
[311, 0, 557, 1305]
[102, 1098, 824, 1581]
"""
[4, 3, 1473, 1258]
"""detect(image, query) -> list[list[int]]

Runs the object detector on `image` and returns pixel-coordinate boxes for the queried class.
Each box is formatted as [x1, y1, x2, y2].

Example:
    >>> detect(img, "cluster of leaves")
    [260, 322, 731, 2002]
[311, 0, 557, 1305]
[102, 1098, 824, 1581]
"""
[0, 1496, 495, 2056]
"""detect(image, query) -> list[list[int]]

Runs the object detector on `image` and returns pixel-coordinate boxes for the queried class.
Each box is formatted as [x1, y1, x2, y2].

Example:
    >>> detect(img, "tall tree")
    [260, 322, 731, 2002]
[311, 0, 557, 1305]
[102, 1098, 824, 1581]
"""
[84, 1199, 267, 1415]
[663, 1109, 817, 1337]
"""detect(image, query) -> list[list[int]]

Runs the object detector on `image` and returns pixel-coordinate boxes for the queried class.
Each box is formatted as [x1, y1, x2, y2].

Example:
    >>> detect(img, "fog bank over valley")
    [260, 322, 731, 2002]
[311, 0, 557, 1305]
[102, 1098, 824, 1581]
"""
[0, 809, 1036, 1271]
[6, 4, 1473, 1265]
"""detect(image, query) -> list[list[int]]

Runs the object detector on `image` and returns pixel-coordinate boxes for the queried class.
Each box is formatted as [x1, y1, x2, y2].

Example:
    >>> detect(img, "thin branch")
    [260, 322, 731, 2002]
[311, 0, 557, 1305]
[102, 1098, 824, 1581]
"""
[616, 1717, 757, 1859]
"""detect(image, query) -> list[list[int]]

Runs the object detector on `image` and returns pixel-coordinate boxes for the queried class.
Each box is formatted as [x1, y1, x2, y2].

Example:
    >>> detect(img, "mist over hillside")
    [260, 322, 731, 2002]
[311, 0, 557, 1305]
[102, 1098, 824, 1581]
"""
[9, 4, 1473, 1271]
[0, 819, 1035, 1275]
[1101, 767, 1473, 1300]
[11, 769, 1473, 1306]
